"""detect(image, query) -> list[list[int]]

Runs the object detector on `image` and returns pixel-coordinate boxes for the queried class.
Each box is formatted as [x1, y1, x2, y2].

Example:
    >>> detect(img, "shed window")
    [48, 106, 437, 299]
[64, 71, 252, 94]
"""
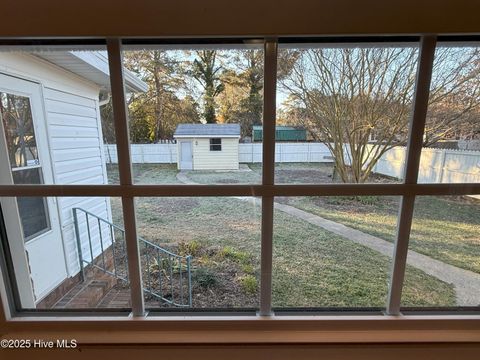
[209, 138, 222, 151]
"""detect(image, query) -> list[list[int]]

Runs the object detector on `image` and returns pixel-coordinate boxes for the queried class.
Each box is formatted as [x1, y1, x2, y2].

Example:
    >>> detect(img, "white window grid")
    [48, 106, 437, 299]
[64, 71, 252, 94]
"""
[0, 36, 478, 321]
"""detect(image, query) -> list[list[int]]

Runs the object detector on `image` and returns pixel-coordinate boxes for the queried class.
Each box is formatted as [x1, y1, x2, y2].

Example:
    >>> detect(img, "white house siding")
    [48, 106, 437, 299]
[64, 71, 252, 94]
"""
[0, 52, 112, 276]
[190, 137, 239, 170]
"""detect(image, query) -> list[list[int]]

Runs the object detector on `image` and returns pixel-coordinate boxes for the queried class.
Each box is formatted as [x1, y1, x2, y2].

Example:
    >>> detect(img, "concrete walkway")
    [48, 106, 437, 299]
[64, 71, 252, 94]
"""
[176, 171, 197, 185]
[177, 172, 480, 306]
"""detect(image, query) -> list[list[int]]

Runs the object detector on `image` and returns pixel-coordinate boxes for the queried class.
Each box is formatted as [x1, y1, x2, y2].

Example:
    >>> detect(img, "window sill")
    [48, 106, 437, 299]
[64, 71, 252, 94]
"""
[2, 314, 480, 345]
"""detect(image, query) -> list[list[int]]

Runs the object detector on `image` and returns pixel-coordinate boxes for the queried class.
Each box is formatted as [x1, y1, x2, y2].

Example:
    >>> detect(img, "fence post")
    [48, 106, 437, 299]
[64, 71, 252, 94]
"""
[373, 145, 378, 173]
[399, 147, 406, 181]
[437, 149, 447, 183]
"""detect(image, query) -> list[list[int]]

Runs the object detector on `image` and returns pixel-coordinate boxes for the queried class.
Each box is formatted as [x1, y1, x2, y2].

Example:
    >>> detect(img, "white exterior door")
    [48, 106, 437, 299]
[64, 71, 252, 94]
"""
[0, 73, 67, 307]
[180, 141, 193, 170]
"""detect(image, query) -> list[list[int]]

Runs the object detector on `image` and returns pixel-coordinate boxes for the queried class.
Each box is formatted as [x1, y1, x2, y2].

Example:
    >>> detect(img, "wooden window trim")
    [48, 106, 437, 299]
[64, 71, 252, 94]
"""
[0, 36, 479, 345]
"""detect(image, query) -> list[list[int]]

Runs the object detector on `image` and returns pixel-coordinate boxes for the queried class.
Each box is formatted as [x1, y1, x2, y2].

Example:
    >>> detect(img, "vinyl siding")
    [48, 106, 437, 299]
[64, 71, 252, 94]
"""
[45, 87, 112, 276]
[0, 52, 112, 277]
[192, 137, 239, 170]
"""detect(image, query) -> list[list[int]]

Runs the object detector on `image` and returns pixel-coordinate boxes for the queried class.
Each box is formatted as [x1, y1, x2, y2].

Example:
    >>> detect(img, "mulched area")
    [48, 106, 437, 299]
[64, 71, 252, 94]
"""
[105, 239, 258, 309]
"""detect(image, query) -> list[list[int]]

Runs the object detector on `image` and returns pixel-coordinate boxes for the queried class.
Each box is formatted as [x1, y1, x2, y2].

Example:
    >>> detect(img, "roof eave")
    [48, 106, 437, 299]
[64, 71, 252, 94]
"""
[34, 50, 148, 93]
[71, 51, 148, 93]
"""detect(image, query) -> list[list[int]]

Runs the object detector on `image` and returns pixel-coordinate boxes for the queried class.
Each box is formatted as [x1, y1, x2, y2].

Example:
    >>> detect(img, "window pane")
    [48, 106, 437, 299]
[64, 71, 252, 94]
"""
[12, 167, 50, 240]
[0, 92, 38, 168]
[121, 44, 264, 184]
[0, 45, 120, 185]
[272, 196, 451, 308]
[15, 196, 49, 240]
[275, 43, 419, 184]
[401, 195, 480, 308]
[418, 44, 480, 184]
[1, 196, 131, 311]
[209, 138, 222, 151]
[131, 196, 261, 309]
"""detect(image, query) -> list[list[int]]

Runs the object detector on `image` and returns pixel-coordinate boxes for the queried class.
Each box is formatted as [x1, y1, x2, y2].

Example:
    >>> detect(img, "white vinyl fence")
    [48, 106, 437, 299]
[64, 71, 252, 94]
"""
[104, 143, 480, 185]
[105, 144, 177, 164]
[105, 142, 334, 164]
[368, 146, 480, 184]
[238, 142, 334, 163]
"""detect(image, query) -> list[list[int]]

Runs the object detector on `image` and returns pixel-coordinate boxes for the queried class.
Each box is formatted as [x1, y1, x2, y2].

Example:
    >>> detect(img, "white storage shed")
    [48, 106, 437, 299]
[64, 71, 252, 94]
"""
[173, 124, 241, 170]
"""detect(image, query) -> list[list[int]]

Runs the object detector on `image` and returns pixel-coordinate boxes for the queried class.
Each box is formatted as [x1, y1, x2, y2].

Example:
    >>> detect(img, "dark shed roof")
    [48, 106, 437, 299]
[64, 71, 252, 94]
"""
[174, 123, 241, 137]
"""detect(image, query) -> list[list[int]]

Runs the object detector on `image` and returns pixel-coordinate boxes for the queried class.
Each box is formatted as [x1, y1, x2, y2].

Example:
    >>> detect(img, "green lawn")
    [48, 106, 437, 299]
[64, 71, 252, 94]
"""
[106, 164, 456, 308]
[272, 210, 454, 307]
[108, 163, 180, 184]
[288, 195, 480, 275]
[169, 162, 480, 275]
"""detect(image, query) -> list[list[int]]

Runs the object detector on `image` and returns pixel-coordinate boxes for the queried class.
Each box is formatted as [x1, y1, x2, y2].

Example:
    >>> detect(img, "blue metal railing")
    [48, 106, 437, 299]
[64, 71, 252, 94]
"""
[73, 207, 192, 307]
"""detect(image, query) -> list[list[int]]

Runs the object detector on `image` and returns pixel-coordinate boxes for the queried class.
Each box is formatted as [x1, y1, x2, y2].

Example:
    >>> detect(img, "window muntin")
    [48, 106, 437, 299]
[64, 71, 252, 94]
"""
[209, 138, 222, 151]
[0, 35, 476, 318]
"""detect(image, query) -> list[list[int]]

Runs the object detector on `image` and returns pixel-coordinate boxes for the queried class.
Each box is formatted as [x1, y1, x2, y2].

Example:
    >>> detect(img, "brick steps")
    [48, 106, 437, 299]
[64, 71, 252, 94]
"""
[53, 271, 120, 309]
[97, 287, 131, 308]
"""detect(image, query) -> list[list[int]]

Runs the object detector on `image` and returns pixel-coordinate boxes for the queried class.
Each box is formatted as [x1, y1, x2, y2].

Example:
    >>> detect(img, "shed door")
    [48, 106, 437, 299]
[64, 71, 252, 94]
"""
[180, 141, 193, 170]
[0, 73, 66, 307]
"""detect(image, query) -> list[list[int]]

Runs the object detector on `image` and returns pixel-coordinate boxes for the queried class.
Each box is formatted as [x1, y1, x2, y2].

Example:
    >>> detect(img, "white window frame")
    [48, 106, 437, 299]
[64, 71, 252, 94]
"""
[209, 138, 222, 151]
[0, 36, 479, 345]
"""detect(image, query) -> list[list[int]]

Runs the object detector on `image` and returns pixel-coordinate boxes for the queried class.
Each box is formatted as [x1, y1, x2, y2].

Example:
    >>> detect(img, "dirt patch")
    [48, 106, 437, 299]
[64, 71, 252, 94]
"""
[142, 243, 258, 309]
[142, 197, 200, 217]
[109, 239, 259, 309]
[309, 196, 399, 214]
[275, 169, 334, 183]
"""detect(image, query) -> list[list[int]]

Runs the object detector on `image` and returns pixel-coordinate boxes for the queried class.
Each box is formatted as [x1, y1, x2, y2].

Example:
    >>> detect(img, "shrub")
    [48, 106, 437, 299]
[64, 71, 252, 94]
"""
[241, 263, 255, 275]
[324, 196, 350, 205]
[239, 275, 258, 294]
[219, 246, 250, 264]
[179, 240, 201, 256]
[193, 268, 218, 289]
[356, 195, 379, 205]
[324, 195, 379, 206]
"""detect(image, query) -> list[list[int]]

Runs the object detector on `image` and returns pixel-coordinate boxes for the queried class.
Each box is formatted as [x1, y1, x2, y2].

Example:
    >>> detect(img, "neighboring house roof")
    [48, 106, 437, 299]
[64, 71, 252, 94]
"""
[174, 124, 241, 138]
[33, 51, 148, 93]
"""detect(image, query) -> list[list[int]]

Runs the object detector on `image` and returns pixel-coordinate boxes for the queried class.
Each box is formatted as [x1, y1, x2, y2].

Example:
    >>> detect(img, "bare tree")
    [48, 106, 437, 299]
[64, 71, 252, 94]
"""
[280, 46, 480, 183]
[425, 47, 480, 145]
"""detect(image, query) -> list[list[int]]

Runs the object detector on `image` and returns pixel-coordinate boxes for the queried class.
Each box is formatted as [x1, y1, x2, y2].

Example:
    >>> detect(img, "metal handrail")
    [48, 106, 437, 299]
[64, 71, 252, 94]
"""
[73, 207, 192, 307]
